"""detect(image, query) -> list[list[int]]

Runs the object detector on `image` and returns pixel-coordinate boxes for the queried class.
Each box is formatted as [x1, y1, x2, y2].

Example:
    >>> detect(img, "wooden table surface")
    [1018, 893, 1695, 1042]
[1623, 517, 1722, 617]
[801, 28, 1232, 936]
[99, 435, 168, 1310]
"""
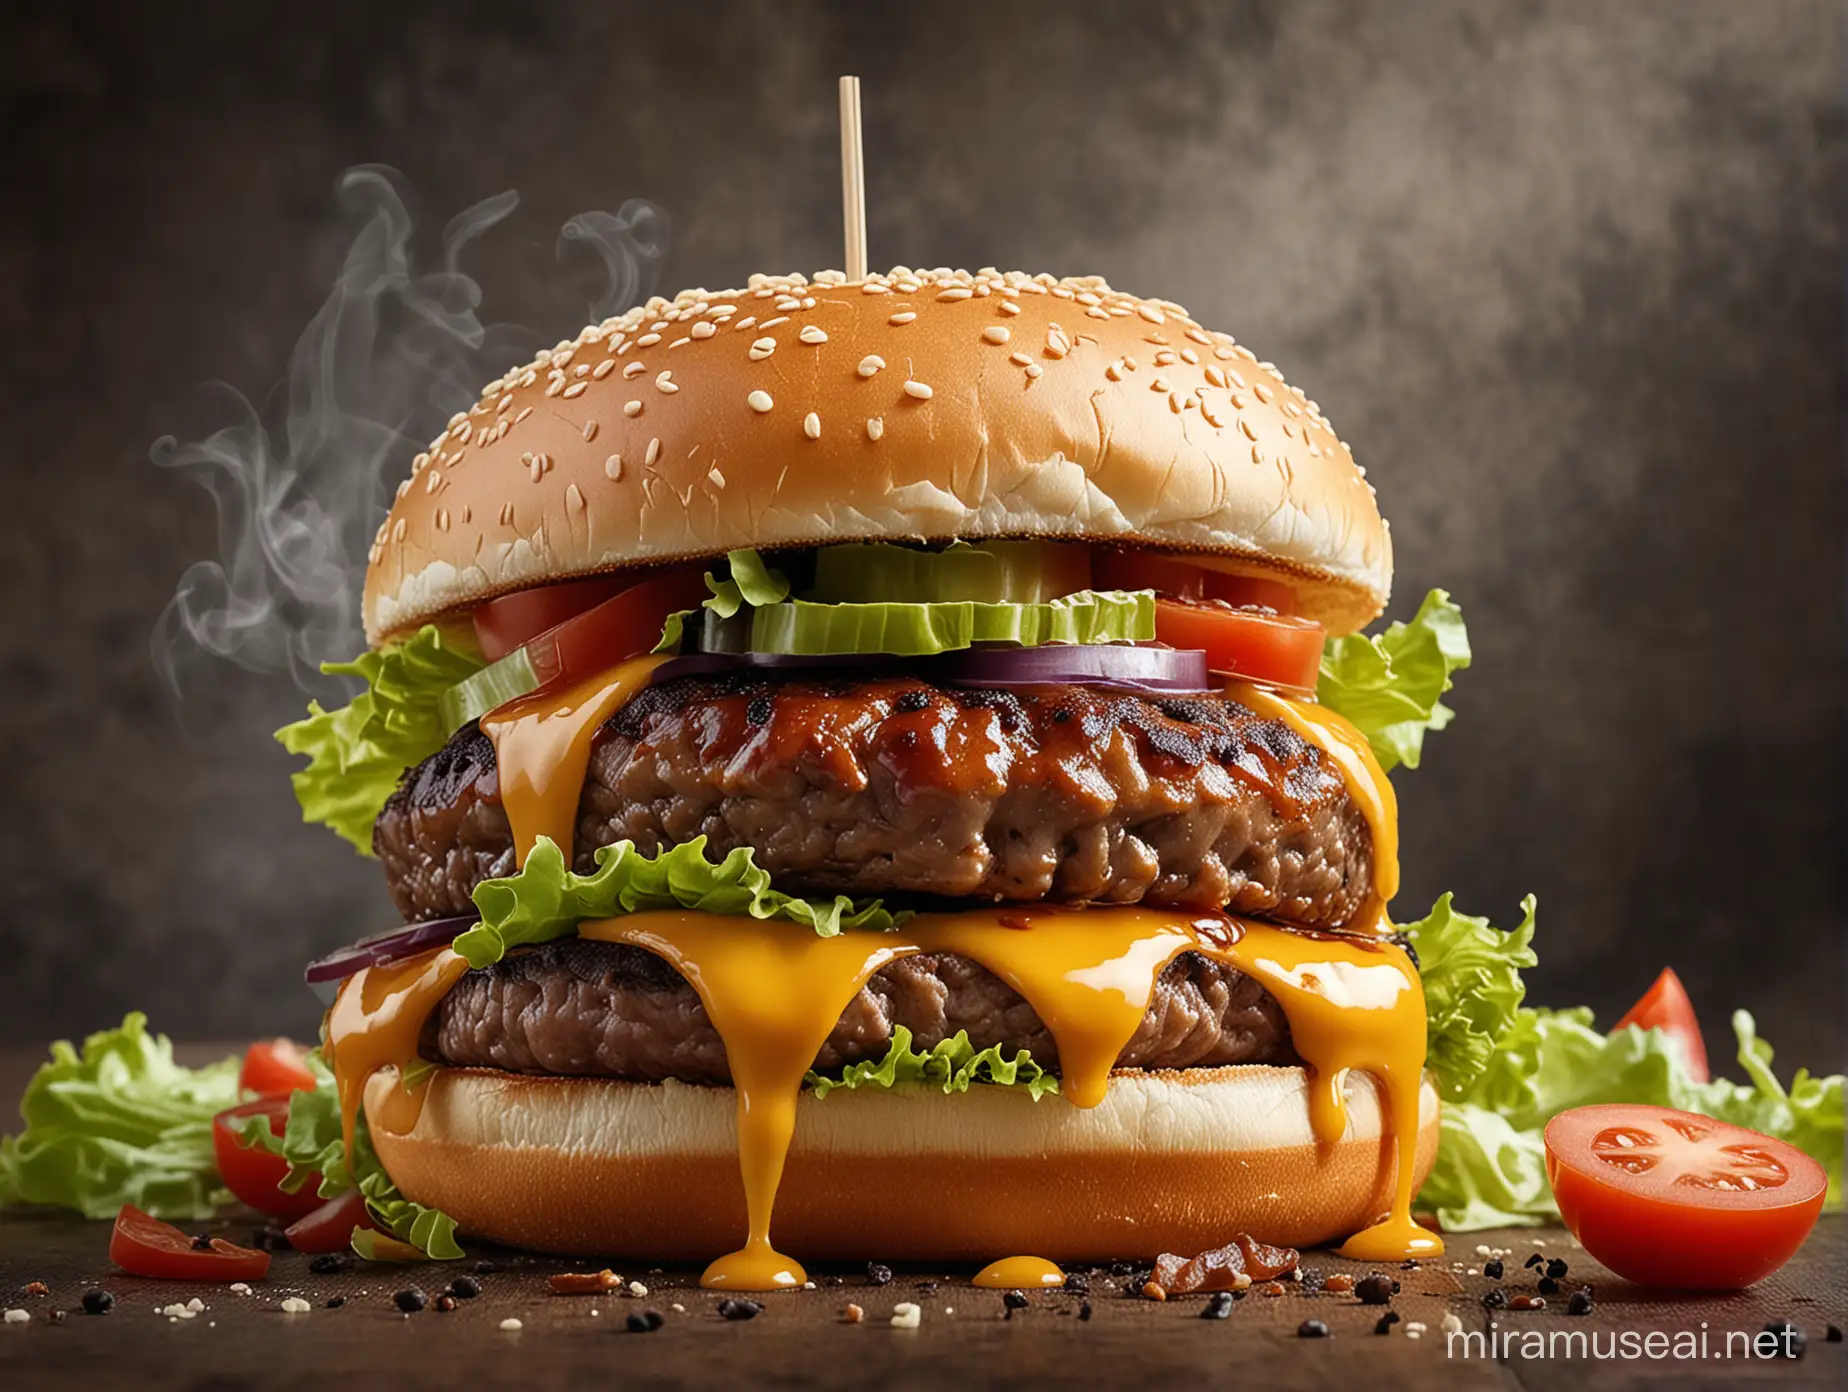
[2, 1047, 1841, 1390]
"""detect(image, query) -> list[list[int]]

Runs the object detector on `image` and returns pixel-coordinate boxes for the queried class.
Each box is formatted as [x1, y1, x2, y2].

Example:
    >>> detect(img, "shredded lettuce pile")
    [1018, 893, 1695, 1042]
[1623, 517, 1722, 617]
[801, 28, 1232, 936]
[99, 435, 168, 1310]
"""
[456, 835, 907, 967]
[0, 1014, 238, 1220]
[275, 623, 484, 853]
[807, 1026, 1059, 1100]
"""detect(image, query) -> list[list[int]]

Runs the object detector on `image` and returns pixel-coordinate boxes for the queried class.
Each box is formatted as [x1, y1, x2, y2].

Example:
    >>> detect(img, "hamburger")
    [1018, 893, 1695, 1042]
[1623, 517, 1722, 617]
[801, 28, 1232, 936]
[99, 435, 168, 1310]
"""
[282, 266, 1443, 1287]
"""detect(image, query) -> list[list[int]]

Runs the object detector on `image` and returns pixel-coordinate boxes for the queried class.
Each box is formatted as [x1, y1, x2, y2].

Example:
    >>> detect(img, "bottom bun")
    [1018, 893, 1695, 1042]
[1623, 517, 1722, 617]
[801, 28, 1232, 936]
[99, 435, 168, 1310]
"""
[366, 1065, 1440, 1261]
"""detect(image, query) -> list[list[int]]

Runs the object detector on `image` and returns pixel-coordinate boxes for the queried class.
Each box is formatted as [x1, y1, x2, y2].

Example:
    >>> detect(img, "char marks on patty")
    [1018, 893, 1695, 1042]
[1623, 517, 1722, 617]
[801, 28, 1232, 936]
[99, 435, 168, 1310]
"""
[424, 937, 1296, 1082]
[375, 674, 1373, 929]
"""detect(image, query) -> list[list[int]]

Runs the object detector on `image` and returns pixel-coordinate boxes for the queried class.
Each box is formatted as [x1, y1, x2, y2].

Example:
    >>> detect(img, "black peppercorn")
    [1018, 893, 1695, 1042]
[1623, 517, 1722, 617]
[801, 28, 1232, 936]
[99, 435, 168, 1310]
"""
[1482, 1258, 1504, 1280]
[1566, 1288, 1594, 1316]
[80, 1290, 113, 1316]
[1078, 1301, 1093, 1322]
[1538, 1276, 1560, 1295]
[309, 1254, 352, 1275]
[1002, 1291, 1029, 1311]
[190, 1234, 215, 1251]
[627, 1309, 665, 1332]
[1374, 1310, 1402, 1335]
[325, 1296, 346, 1309]
[1201, 1292, 1235, 1320]
[717, 1299, 762, 1322]
[1297, 1318, 1330, 1338]
[393, 1288, 428, 1313]
[1482, 1288, 1508, 1310]
[448, 1275, 481, 1300]
[1354, 1274, 1395, 1306]
[866, 1262, 893, 1287]
[1544, 1258, 1569, 1280]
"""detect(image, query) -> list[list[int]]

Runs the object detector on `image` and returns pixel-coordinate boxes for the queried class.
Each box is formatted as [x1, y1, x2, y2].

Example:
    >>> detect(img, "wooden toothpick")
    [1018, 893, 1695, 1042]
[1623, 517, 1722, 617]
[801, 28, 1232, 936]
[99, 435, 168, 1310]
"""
[838, 76, 867, 282]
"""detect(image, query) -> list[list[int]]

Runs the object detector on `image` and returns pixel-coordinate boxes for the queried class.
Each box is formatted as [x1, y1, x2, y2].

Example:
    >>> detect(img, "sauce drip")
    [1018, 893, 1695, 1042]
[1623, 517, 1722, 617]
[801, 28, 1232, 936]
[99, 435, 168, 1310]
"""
[325, 948, 469, 1159]
[482, 654, 664, 867]
[1230, 681, 1399, 932]
[973, 1256, 1065, 1289]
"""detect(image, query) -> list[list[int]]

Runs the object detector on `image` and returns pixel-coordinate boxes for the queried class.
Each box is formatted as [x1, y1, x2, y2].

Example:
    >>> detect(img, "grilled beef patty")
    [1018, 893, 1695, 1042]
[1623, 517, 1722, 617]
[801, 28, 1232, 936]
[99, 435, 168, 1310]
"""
[424, 937, 1296, 1082]
[375, 674, 1373, 928]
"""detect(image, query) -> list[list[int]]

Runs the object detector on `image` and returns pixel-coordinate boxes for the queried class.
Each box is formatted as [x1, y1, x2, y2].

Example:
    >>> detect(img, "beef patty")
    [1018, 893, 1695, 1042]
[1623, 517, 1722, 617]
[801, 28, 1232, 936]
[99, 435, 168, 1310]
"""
[425, 937, 1296, 1082]
[376, 674, 1374, 928]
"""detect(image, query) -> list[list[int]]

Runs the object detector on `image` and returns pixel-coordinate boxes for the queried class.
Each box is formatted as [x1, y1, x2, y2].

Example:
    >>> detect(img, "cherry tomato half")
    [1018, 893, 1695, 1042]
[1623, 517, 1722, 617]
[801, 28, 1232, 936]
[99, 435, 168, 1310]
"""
[284, 1190, 377, 1254]
[110, 1204, 272, 1282]
[1094, 550, 1303, 614]
[1614, 968, 1710, 1084]
[1152, 599, 1326, 694]
[1544, 1104, 1827, 1289]
[238, 1038, 318, 1098]
[211, 1098, 325, 1223]
[474, 566, 708, 667]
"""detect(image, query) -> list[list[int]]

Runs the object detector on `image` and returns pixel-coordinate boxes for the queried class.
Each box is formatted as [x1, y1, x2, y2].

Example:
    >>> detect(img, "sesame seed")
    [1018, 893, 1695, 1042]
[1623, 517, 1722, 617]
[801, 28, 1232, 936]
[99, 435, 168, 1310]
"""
[1025, 364, 1043, 379]
[857, 354, 886, 378]
[1205, 366, 1227, 388]
[1136, 304, 1165, 324]
[656, 371, 679, 393]
[1254, 383, 1275, 403]
[749, 338, 776, 361]
[669, 336, 690, 349]
[604, 454, 623, 480]
[903, 380, 933, 400]
[760, 316, 789, 329]
[424, 470, 443, 494]
[499, 1318, 523, 1332]
[582, 419, 599, 442]
[1009, 351, 1032, 367]
[690, 322, 716, 339]
[565, 484, 584, 513]
[866, 416, 884, 440]
[708, 466, 726, 488]
[804, 412, 822, 439]
[573, 363, 590, 378]
[1154, 350, 1176, 366]
[1240, 419, 1259, 440]
[636, 333, 661, 347]
[623, 361, 647, 379]
[592, 360, 616, 380]
[799, 325, 829, 345]
[435, 508, 450, 530]
[999, 301, 1022, 316]
[516, 407, 535, 423]
[624, 400, 643, 418]
[889, 311, 917, 325]
[1105, 362, 1123, 381]
[1150, 377, 1171, 393]
[562, 382, 587, 398]
[937, 287, 973, 301]
[645, 438, 661, 466]
[982, 326, 1011, 345]
[392, 518, 407, 542]
[748, 390, 774, 413]
[1180, 348, 1200, 365]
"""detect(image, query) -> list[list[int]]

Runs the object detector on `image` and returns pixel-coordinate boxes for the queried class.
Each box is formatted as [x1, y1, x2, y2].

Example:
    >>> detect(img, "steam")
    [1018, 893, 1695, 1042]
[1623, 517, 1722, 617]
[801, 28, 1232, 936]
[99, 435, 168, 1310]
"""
[151, 166, 668, 704]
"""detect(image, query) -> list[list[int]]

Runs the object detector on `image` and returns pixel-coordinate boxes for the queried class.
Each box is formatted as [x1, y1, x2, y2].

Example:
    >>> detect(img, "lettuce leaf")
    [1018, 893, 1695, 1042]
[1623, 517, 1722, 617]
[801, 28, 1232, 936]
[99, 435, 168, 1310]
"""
[229, 1055, 461, 1260]
[1402, 893, 1537, 1100]
[456, 835, 907, 967]
[276, 623, 484, 854]
[1419, 1006, 1845, 1230]
[0, 1014, 239, 1220]
[1317, 589, 1470, 772]
[807, 1026, 1060, 1100]
[703, 548, 792, 618]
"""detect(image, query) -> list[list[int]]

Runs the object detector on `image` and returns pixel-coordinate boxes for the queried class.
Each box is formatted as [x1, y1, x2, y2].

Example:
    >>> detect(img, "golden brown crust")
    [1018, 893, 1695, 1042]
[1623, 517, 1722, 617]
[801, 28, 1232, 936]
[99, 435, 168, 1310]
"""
[365, 1064, 1438, 1260]
[364, 269, 1391, 643]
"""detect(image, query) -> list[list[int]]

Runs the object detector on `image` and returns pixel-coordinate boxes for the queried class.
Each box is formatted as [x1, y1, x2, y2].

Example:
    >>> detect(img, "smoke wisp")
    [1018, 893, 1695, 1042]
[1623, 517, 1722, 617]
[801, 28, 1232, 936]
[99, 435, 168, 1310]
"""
[151, 166, 667, 705]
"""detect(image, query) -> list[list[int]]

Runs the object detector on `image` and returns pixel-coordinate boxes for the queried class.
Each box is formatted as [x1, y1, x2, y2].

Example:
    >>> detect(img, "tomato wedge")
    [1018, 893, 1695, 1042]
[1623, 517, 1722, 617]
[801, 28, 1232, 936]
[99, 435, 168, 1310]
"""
[284, 1190, 377, 1254]
[238, 1038, 318, 1097]
[1544, 1104, 1826, 1289]
[1094, 550, 1303, 614]
[475, 566, 708, 668]
[110, 1205, 272, 1281]
[1614, 968, 1710, 1083]
[1151, 599, 1325, 694]
[212, 1098, 324, 1223]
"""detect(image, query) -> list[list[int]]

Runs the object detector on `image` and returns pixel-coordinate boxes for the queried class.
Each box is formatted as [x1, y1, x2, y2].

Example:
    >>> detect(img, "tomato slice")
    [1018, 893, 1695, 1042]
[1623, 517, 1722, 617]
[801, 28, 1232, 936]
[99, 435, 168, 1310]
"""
[475, 566, 708, 667]
[238, 1038, 318, 1098]
[284, 1190, 377, 1254]
[1614, 968, 1710, 1083]
[212, 1098, 324, 1223]
[1094, 550, 1303, 614]
[1543, 1104, 1827, 1289]
[1151, 599, 1325, 693]
[110, 1204, 272, 1282]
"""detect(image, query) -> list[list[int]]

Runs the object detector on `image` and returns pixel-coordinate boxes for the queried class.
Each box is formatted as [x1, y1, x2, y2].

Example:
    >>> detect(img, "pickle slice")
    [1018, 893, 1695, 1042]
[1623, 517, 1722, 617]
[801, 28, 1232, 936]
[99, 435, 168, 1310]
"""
[438, 646, 540, 733]
[806, 540, 1091, 605]
[746, 590, 1154, 657]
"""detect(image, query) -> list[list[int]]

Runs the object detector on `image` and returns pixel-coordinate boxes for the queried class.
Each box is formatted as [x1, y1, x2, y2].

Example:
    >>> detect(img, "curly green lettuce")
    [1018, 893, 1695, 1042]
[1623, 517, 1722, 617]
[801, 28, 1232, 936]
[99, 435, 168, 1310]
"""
[1317, 589, 1471, 772]
[456, 835, 908, 967]
[276, 623, 484, 853]
[0, 1014, 239, 1220]
[807, 1026, 1059, 1100]
[1403, 893, 1538, 1100]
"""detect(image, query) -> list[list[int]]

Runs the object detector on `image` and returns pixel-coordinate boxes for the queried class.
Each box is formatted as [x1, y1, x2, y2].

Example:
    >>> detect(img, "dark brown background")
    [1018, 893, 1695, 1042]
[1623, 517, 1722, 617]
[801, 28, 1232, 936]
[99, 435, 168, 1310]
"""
[0, 1, 1841, 1074]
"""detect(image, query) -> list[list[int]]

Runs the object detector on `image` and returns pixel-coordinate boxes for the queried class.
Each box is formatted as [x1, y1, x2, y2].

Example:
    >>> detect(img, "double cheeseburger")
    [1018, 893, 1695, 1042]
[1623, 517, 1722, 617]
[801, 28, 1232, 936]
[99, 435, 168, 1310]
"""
[294, 267, 1440, 1288]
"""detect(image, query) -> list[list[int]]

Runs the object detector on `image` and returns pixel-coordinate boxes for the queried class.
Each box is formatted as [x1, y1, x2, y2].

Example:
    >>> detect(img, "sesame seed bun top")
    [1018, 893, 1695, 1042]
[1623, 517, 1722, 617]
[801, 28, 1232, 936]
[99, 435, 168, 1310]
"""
[363, 267, 1391, 644]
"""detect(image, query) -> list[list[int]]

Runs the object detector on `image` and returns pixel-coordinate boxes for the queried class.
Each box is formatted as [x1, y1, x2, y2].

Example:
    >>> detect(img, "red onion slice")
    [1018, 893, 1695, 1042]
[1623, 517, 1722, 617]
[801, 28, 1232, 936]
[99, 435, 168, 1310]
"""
[650, 644, 1211, 695]
[304, 915, 476, 1002]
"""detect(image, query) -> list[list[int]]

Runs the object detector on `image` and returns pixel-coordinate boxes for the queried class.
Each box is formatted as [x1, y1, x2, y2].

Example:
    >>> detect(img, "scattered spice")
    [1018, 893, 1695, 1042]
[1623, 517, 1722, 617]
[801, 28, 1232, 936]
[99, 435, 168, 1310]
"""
[3, 1309, 28, 1325]
[1400, 1259, 1420, 1271]
[1482, 1288, 1508, 1310]
[1441, 1312, 1464, 1336]
[449, 1276, 481, 1299]
[1373, 1311, 1402, 1336]
[1538, 1277, 1560, 1295]
[1353, 1274, 1395, 1306]
[1544, 1258, 1569, 1280]
[718, 1299, 762, 1322]
[44, 1309, 65, 1324]
[1063, 1272, 1090, 1296]
[843, 1303, 864, 1324]
[1002, 1291, 1029, 1312]
[1510, 1294, 1546, 1311]
[393, 1288, 428, 1314]
[1140, 1283, 1167, 1302]
[308, 1254, 352, 1275]
[890, 1302, 922, 1330]
[1523, 1253, 1544, 1270]
[81, 1290, 113, 1316]
[627, 1309, 665, 1333]
[280, 1298, 312, 1315]
[190, 1234, 216, 1251]
[1481, 1258, 1504, 1280]
[915, 1280, 940, 1295]
[1078, 1302, 1093, 1323]
[498, 1317, 523, 1332]
[324, 1296, 345, 1309]
[22, 1282, 48, 1298]
[866, 1263, 893, 1287]
[1298, 1318, 1330, 1339]
[1566, 1289, 1594, 1316]
[1762, 1320, 1806, 1359]
[473, 1261, 500, 1275]
[1322, 1273, 1354, 1295]
[1255, 1282, 1285, 1298]
[549, 1270, 622, 1295]
[1824, 1324, 1841, 1343]
[1201, 1292, 1236, 1320]
[435, 1295, 457, 1313]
